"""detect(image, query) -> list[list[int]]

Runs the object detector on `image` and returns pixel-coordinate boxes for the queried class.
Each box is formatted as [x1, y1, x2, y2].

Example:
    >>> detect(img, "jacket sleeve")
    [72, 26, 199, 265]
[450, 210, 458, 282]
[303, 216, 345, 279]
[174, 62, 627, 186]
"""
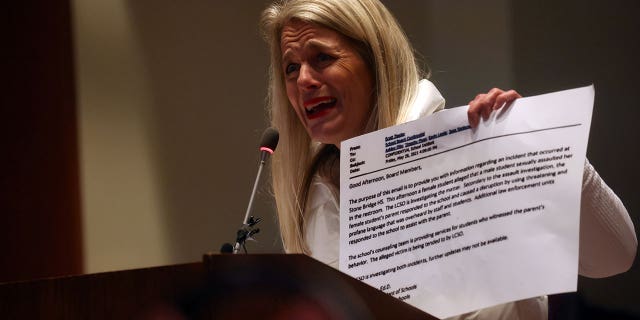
[578, 159, 637, 278]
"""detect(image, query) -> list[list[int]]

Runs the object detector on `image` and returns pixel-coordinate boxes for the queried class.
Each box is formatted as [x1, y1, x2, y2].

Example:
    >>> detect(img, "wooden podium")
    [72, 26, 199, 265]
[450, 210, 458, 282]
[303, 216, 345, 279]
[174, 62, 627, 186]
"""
[0, 254, 436, 319]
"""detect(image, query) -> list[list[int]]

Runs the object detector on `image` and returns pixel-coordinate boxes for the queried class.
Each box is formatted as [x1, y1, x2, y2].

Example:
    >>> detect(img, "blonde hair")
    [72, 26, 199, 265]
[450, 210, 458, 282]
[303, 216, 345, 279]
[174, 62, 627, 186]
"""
[261, 0, 425, 253]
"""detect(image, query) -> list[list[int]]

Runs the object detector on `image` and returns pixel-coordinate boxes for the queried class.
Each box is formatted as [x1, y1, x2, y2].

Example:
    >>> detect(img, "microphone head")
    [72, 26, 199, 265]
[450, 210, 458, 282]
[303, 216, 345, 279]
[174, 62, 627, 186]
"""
[259, 127, 279, 154]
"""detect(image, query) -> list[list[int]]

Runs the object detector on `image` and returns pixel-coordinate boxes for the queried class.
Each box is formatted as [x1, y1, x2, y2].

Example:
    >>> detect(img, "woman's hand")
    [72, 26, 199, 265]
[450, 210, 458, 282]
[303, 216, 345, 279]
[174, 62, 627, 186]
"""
[467, 88, 522, 128]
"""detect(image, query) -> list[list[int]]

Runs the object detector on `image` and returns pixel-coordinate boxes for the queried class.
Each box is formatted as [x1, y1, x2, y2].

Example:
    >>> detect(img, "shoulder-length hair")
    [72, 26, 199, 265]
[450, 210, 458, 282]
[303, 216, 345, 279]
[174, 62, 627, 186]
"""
[261, 0, 425, 253]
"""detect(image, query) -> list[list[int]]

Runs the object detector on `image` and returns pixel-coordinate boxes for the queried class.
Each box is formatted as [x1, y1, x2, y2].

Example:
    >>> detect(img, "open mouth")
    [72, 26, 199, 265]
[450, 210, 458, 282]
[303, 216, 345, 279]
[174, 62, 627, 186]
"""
[305, 97, 337, 118]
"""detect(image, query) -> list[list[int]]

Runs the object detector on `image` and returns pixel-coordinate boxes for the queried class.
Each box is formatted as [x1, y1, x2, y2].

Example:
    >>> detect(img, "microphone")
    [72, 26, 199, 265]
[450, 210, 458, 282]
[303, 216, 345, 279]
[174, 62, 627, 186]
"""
[233, 127, 279, 254]
[258, 127, 279, 163]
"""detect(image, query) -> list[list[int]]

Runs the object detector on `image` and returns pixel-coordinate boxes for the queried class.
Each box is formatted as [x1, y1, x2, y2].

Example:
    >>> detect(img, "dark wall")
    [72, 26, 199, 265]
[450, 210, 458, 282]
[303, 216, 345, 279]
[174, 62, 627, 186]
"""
[1, 1, 82, 282]
[512, 1, 640, 317]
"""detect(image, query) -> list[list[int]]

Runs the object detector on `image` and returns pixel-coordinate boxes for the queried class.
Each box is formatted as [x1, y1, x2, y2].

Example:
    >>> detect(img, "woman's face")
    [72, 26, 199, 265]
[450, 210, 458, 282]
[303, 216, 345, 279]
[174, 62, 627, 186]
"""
[280, 20, 375, 148]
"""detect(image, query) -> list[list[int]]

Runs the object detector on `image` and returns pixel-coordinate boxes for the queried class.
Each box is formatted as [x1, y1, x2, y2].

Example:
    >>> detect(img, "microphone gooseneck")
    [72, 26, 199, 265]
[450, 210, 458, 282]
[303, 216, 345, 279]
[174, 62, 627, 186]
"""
[233, 127, 279, 254]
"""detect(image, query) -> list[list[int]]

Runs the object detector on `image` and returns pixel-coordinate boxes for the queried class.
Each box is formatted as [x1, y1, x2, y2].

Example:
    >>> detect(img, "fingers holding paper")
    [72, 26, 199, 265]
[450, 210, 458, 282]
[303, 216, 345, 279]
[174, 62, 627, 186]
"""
[468, 88, 522, 128]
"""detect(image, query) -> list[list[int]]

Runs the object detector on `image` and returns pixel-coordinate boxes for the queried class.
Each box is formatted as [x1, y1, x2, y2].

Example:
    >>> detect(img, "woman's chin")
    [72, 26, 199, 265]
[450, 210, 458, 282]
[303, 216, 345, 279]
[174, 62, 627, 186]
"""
[311, 135, 339, 146]
[309, 130, 341, 146]
[309, 130, 357, 148]
[306, 117, 360, 147]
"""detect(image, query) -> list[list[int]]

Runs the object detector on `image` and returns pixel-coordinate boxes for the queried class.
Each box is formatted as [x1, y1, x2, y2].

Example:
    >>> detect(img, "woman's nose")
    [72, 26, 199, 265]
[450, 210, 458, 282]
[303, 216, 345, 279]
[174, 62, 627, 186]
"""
[297, 64, 320, 90]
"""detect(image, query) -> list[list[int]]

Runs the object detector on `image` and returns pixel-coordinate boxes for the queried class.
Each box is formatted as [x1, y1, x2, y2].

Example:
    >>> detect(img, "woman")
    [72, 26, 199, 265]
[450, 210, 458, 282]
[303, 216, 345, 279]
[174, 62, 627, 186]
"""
[260, 0, 637, 319]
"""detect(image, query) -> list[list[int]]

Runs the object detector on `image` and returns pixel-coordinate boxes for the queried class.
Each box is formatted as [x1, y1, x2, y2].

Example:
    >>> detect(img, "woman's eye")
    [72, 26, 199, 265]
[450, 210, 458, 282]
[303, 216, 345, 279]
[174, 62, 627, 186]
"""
[285, 63, 299, 75]
[317, 53, 334, 62]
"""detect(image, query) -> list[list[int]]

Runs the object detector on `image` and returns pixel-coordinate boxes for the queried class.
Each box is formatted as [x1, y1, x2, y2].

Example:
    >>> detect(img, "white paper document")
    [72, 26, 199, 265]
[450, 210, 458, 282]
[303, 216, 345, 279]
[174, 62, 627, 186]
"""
[339, 86, 594, 319]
